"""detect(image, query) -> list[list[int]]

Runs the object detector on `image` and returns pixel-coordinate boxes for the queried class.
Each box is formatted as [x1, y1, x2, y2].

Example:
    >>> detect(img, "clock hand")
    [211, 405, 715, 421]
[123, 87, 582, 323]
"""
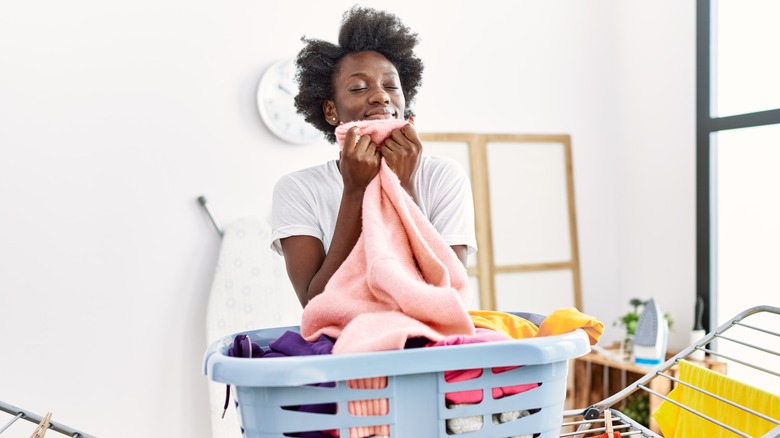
[278, 83, 294, 96]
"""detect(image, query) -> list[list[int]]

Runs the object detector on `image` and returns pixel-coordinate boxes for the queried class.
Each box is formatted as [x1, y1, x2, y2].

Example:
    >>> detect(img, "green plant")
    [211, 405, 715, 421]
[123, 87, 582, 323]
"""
[621, 392, 650, 427]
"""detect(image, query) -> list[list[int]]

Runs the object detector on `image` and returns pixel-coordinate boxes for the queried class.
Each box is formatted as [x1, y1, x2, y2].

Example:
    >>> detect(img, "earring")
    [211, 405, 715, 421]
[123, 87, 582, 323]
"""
[332, 117, 337, 121]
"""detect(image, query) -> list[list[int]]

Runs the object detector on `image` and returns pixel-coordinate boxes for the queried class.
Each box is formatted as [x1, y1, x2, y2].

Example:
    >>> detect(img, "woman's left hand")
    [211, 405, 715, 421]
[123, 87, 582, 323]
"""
[382, 122, 422, 196]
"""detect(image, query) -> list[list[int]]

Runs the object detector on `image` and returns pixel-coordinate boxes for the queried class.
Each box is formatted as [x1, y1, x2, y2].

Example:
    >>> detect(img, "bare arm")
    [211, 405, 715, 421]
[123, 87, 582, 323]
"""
[280, 187, 365, 307]
[281, 127, 379, 307]
[282, 237, 468, 307]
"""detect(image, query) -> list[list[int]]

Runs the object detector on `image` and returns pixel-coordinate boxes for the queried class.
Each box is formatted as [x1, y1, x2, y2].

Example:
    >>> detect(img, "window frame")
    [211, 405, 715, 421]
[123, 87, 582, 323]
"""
[696, 0, 780, 331]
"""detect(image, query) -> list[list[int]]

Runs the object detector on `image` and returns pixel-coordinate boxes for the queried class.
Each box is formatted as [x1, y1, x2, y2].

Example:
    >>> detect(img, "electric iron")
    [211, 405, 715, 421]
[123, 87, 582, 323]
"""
[633, 298, 668, 366]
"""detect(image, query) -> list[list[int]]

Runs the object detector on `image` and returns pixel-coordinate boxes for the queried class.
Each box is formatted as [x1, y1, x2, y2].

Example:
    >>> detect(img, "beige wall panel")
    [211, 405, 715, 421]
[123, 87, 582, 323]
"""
[486, 141, 572, 265]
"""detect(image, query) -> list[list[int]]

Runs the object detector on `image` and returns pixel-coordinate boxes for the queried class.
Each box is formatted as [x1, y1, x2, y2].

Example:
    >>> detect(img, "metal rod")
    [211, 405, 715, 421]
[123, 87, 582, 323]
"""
[638, 385, 750, 437]
[716, 334, 780, 357]
[657, 373, 780, 425]
[563, 410, 654, 437]
[732, 321, 780, 339]
[0, 401, 96, 438]
[762, 424, 780, 438]
[559, 424, 633, 437]
[0, 413, 24, 434]
[699, 347, 780, 378]
[197, 195, 224, 237]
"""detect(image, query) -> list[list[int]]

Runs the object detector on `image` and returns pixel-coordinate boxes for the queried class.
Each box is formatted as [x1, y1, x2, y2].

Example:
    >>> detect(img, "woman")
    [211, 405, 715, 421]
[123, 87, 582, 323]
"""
[271, 6, 476, 307]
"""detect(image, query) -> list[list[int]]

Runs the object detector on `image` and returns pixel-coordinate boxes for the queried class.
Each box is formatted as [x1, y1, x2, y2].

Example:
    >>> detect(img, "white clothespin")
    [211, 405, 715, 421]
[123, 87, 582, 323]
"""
[604, 409, 614, 435]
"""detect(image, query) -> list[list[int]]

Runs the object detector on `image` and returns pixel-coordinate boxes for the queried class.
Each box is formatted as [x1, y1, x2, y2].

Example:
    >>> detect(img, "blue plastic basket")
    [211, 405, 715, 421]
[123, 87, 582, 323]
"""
[203, 323, 590, 438]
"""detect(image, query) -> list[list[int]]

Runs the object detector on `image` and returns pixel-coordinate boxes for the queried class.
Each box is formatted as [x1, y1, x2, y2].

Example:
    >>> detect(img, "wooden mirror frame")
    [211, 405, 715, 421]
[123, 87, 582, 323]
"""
[420, 133, 582, 311]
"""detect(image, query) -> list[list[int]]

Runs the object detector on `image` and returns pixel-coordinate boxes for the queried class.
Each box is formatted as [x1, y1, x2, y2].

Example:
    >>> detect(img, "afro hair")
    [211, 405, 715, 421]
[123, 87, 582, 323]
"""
[294, 5, 424, 143]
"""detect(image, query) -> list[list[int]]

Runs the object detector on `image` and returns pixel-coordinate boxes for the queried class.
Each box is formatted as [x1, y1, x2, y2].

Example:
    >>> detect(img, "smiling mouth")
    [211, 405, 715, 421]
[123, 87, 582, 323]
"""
[365, 108, 396, 120]
[366, 114, 394, 120]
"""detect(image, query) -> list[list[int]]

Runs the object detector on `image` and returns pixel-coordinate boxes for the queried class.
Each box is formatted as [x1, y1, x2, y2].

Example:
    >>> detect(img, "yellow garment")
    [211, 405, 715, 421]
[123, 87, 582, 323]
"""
[468, 310, 539, 339]
[537, 307, 604, 345]
[654, 360, 780, 437]
[468, 308, 604, 346]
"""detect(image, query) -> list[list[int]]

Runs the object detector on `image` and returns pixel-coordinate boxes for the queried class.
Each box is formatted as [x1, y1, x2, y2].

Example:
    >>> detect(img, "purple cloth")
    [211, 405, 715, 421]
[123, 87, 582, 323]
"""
[227, 334, 264, 358]
[228, 331, 335, 358]
[226, 331, 337, 438]
[264, 330, 335, 357]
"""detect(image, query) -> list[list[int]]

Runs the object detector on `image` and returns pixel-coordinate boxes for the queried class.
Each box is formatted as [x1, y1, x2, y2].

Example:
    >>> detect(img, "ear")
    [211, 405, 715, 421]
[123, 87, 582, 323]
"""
[323, 100, 339, 126]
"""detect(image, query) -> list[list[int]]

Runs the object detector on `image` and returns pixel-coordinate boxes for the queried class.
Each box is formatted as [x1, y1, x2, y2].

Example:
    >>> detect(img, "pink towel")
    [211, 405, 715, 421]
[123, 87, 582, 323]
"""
[300, 119, 475, 354]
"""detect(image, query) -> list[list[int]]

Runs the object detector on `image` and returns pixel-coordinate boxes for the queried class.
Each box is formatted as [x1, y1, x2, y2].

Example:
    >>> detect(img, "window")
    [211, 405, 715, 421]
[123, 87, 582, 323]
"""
[697, 0, 780, 389]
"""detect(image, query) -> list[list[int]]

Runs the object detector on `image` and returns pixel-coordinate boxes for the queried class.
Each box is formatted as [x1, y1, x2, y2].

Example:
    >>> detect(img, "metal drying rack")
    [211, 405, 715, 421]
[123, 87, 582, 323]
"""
[0, 401, 96, 438]
[560, 305, 780, 437]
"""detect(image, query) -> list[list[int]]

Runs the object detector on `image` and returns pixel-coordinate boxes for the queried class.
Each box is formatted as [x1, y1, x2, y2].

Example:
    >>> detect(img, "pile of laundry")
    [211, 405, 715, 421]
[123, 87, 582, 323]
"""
[226, 308, 604, 438]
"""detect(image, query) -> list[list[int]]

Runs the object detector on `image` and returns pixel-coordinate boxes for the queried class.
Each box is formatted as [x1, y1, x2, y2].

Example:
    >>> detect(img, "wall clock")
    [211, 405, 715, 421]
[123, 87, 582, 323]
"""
[256, 58, 323, 144]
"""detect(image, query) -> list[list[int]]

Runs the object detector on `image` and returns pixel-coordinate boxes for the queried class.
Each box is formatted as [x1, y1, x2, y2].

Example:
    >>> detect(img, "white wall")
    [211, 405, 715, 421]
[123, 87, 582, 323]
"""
[612, 2, 697, 350]
[0, 1, 695, 437]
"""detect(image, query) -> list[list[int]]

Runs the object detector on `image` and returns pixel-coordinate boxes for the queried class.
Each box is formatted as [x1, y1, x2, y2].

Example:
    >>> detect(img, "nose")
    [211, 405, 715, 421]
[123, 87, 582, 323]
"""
[369, 87, 390, 104]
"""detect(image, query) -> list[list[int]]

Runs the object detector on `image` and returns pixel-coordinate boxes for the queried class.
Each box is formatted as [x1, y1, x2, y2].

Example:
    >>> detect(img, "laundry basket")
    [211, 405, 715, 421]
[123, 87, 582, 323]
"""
[203, 324, 590, 438]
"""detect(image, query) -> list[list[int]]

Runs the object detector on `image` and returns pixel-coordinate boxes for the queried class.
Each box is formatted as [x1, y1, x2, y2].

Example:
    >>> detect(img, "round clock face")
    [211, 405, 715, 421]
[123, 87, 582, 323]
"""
[257, 58, 323, 144]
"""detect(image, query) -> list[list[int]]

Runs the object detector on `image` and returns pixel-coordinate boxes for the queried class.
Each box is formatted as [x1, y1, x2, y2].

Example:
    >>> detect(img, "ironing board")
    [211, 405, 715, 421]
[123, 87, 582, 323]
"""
[204, 213, 302, 438]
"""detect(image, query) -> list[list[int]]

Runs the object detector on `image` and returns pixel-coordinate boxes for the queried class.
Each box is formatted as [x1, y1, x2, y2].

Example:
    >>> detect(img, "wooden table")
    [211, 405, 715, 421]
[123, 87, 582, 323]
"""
[569, 347, 727, 433]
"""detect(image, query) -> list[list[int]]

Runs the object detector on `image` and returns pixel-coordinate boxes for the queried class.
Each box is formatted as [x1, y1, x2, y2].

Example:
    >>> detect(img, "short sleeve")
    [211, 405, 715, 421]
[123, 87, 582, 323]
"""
[270, 174, 323, 256]
[418, 156, 478, 254]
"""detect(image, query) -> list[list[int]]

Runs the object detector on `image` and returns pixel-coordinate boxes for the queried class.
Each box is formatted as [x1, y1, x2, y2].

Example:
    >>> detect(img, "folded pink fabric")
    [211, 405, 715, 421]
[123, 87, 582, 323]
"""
[300, 119, 475, 354]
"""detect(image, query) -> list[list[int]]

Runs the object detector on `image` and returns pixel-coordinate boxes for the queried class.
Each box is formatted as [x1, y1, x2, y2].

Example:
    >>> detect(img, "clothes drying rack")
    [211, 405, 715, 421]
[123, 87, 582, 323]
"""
[560, 305, 780, 437]
[0, 401, 96, 438]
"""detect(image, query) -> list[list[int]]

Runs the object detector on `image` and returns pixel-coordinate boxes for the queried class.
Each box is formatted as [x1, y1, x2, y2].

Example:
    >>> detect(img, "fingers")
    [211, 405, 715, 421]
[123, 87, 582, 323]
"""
[342, 126, 361, 151]
[381, 124, 422, 190]
[343, 127, 378, 156]
[383, 123, 421, 156]
[401, 121, 419, 144]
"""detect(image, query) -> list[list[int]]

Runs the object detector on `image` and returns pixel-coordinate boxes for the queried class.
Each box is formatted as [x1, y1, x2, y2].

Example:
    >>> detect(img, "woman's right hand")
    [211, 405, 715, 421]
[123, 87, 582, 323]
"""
[339, 126, 380, 192]
[284, 126, 377, 307]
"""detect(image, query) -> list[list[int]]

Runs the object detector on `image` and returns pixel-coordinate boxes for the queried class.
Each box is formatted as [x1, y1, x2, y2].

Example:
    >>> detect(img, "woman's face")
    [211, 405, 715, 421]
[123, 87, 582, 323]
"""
[324, 51, 406, 125]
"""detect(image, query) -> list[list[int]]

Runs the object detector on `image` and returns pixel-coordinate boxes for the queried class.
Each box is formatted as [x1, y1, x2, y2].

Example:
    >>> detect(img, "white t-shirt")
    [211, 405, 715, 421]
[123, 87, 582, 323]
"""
[271, 155, 477, 256]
